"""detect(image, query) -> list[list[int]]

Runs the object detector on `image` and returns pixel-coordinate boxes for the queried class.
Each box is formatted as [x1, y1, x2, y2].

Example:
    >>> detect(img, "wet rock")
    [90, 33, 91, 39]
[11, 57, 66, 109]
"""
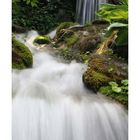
[72, 35, 102, 52]
[12, 37, 33, 69]
[83, 68, 112, 93]
[34, 36, 51, 45]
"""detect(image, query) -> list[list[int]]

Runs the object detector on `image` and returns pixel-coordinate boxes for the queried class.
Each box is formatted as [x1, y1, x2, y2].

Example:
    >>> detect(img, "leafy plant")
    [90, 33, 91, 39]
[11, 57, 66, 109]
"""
[12, 1, 58, 34]
[119, 0, 128, 5]
[96, 0, 128, 57]
[106, 22, 128, 46]
[13, 0, 38, 7]
[23, 0, 38, 7]
[99, 80, 128, 106]
[96, 0, 128, 23]
[109, 80, 128, 94]
[12, 1, 75, 34]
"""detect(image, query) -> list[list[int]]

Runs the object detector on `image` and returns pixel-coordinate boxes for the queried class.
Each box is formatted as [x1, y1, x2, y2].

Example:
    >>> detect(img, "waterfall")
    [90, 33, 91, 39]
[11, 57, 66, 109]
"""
[12, 31, 128, 140]
[76, 0, 107, 24]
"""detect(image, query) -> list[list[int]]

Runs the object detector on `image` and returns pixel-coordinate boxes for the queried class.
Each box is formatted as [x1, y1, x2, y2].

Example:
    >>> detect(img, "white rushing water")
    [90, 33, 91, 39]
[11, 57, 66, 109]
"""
[12, 31, 128, 140]
[76, 0, 107, 24]
[48, 29, 56, 39]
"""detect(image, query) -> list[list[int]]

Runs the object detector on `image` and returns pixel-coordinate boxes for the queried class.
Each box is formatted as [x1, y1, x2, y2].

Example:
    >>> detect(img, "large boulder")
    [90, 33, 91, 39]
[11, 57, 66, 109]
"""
[72, 35, 101, 52]
[12, 37, 33, 69]
[83, 54, 128, 92]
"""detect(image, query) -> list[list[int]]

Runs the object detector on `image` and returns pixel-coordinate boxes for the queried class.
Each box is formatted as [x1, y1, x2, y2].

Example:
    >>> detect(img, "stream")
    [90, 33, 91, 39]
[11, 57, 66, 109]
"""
[12, 31, 128, 140]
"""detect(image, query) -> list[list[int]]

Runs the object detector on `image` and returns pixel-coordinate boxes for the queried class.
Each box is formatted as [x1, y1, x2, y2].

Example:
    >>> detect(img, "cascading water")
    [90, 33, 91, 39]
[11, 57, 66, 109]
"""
[12, 31, 128, 140]
[76, 0, 107, 24]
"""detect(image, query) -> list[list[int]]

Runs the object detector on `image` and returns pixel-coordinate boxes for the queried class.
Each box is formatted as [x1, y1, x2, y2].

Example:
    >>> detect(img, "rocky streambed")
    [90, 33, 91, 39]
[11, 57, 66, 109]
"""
[12, 21, 128, 107]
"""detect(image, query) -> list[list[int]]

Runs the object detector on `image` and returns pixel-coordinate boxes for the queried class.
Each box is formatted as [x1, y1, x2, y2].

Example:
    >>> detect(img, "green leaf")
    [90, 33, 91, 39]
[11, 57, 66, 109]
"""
[121, 86, 128, 90]
[106, 22, 128, 46]
[109, 82, 118, 87]
[107, 23, 128, 30]
[121, 80, 128, 86]
[112, 86, 122, 93]
[97, 2, 128, 23]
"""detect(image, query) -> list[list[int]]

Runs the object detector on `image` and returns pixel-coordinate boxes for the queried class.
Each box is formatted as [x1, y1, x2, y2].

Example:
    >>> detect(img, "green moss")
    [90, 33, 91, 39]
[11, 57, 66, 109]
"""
[65, 34, 79, 46]
[56, 22, 78, 37]
[57, 30, 74, 42]
[83, 68, 111, 90]
[99, 86, 112, 95]
[80, 52, 90, 64]
[34, 36, 51, 44]
[12, 62, 26, 69]
[12, 37, 33, 69]
[88, 54, 128, 81]
[56, 48, 78, 62]
[55, 48, 90, 63]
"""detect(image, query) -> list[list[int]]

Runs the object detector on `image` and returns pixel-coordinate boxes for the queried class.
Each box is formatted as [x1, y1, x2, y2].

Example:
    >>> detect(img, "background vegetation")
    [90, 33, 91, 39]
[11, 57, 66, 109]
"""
[12, 0, 76, 34]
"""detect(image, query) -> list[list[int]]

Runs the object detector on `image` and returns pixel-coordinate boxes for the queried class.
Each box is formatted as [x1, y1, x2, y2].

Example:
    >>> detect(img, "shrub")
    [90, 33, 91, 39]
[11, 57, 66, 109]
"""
[12, 1, 58, 34]
[99, 79, 128, 106]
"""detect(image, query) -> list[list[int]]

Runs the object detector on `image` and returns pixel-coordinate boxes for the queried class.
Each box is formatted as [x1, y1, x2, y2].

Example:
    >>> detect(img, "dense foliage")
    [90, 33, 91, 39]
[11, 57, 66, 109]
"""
[96, 0, 128, 59]
[94, 0, 128, 105]
[99, 80, 128, 106]
[12, 0, 76, 34]
[97, 0, 128, 23]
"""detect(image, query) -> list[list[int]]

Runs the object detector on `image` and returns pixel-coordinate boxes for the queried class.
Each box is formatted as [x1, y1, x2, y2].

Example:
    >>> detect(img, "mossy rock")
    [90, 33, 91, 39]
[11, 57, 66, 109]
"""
[12, 37, 33, 69]
[57, 29, 75, 42]
[83, 54, 128, 92]
[83, 68, 112, 92]
[34, 36, 51, 45]
[88, 54, 128, 80]
[55, 47, 90, 63]
[81, 20, 109, 34]
[56, 22, 79, 38]
[72, 35, 101, 52]
[64, 34, 79, 46]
